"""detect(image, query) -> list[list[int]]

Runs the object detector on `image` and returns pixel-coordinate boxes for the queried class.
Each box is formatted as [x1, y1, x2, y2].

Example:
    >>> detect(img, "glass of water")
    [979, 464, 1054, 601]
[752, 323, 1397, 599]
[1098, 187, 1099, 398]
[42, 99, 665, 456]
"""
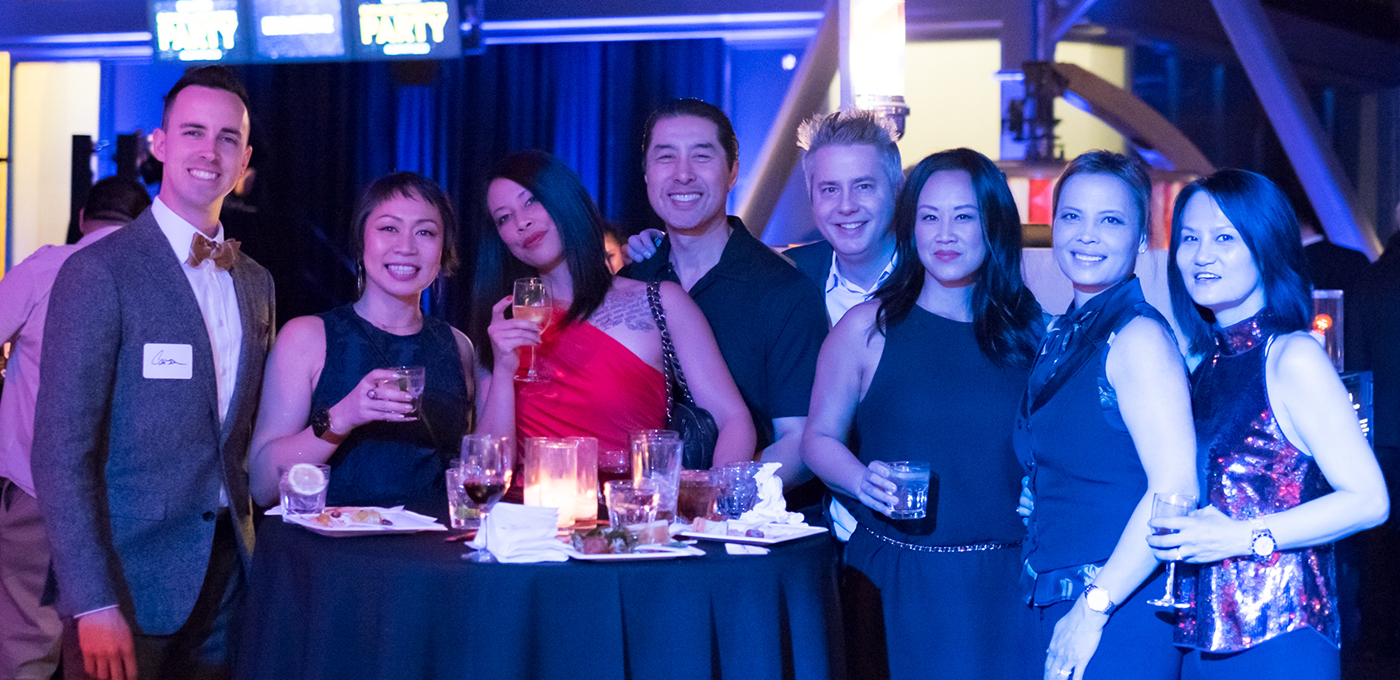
[383, 365, 426, 416]
[445, 465, 479, 530]
[605, 480, 660, 542]
[279, 463, 330, 519]
[629, 430, 682, 521]
[885, 461, 931, 520]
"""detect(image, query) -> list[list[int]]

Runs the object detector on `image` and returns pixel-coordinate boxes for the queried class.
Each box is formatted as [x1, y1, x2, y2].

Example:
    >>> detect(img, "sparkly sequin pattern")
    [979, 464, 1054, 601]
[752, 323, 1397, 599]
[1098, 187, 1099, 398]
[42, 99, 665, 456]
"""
[1176, 314, 1339, 653]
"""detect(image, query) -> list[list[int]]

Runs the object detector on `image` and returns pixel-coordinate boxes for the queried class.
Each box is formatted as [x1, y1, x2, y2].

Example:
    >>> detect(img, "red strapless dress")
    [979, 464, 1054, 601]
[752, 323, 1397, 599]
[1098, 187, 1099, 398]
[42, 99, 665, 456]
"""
[514, 309, 666, 460]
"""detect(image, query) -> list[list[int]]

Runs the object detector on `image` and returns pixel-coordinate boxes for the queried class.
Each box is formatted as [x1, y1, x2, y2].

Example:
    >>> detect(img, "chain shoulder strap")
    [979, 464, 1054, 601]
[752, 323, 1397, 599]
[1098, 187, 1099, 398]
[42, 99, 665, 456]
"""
[644, 281, 698, 414]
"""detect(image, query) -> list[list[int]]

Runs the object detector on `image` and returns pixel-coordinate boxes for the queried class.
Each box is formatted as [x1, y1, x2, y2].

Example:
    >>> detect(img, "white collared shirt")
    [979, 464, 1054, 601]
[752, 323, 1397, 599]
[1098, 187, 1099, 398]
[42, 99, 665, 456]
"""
[151, 197, 243, 424]
[821, 251, 895, 542]
[823, 251, 897, 325]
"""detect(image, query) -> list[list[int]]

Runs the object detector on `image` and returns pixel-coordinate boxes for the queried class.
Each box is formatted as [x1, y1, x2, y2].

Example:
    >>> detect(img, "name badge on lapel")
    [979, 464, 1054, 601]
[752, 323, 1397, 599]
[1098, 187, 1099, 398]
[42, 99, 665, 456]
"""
[143, 343, 193, 379]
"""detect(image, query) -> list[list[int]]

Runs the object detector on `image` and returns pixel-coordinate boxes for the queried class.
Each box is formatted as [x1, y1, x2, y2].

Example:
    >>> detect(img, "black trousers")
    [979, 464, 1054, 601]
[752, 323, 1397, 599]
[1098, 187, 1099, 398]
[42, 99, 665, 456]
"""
[1182, 629, 1338, 679]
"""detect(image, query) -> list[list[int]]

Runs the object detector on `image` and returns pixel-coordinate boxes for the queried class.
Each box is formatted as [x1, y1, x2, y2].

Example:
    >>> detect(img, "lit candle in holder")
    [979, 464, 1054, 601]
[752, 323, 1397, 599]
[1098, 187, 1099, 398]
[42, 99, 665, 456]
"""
[524, 438, 578, 528]
[566, 437, 599, 524]
[1311, 289, 1344, 372]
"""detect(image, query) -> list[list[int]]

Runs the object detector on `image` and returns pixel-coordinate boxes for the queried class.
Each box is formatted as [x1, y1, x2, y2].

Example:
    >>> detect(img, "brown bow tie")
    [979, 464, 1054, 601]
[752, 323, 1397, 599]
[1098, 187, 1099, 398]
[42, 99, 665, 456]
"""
[187, 233, 240, 270]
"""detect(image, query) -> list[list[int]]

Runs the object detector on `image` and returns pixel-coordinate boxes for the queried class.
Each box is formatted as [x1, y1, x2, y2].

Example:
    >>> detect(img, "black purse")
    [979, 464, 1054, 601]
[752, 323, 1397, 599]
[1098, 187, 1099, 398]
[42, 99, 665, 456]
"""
[645, 281, 719, 470]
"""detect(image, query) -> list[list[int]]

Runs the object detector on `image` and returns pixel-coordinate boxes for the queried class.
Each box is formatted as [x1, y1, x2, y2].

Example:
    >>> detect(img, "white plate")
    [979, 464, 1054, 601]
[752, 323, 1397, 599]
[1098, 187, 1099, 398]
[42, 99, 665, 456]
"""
[563, 544, 706, 561]
[282, 507, 448, 537]
[678, 523, 828, 546]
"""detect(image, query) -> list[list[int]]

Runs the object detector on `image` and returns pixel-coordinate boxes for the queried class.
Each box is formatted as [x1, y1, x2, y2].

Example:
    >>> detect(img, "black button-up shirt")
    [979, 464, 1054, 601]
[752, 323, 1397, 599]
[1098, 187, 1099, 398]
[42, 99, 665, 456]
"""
[622, 217, 828, 450]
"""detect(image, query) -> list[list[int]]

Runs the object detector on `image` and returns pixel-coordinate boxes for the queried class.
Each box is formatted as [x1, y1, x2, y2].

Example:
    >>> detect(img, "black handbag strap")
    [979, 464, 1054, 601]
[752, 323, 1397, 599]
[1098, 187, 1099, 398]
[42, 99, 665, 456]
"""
[644, 281, 698, 419]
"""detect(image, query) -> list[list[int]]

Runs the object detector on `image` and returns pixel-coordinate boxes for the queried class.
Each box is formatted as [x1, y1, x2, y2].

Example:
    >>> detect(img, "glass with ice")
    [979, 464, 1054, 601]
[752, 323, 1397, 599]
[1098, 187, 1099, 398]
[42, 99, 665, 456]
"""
[445, 465, 478, 530]
[885, 461, 930, 520]
[604, 480, 660, 542]
[280, 463, 330, 518]
[629, 430, 682, 521]
[677, 468, 720, 522]
[382, 365, 426, 416]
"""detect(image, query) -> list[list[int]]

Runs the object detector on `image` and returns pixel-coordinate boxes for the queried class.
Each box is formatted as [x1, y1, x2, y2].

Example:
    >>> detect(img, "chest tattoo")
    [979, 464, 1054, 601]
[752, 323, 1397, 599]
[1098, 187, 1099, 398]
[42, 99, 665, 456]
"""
[590, 288, 655, 332]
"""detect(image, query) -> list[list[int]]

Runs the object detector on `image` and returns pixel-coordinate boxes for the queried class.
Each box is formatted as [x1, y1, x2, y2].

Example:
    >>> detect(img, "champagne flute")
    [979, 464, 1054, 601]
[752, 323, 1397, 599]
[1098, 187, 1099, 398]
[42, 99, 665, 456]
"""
[512, 278, 552, 383]
[461, 434, 515, 563]
[1147, 492, 1199, 608]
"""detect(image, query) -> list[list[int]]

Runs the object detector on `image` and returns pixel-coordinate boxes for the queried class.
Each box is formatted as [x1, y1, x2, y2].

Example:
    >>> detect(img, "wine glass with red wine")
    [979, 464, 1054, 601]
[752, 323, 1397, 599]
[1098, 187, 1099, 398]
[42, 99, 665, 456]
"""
[460, 434, 515, 563]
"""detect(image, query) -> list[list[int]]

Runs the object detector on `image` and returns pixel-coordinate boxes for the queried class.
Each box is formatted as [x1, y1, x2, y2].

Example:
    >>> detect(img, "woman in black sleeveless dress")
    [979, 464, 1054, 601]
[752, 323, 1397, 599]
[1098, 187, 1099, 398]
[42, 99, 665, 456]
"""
[802, 149, 1044, 679]
[249, 173, 475, 510]
[1148, 169, 1387, 677]
[1018, 151, 1199, 680]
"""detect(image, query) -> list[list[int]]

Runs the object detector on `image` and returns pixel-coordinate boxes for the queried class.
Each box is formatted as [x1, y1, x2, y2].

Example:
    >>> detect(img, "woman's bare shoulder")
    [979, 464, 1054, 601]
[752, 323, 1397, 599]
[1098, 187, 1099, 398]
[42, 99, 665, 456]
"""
[273, 315, 326, 353]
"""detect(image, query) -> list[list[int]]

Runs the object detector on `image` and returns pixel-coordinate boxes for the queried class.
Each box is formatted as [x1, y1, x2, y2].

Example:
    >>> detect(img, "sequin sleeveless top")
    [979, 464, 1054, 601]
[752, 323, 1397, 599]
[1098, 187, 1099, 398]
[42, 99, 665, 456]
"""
[1176, 314, 1338, 652]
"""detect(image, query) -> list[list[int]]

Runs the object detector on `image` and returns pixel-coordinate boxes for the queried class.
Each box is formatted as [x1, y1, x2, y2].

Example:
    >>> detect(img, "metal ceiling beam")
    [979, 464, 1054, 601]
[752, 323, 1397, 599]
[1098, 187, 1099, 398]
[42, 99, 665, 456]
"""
[1047, 0, 1102, 44]
[1209, 0, 1380, 260]
[1053, 62, 1214, 176]
[736, 0, 840, 237]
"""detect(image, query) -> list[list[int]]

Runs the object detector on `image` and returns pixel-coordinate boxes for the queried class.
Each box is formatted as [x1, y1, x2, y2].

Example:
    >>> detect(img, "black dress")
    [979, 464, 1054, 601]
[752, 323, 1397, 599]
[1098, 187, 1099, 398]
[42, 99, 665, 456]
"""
[310, 305, 470, 510]
[844, 307, 1034, 680]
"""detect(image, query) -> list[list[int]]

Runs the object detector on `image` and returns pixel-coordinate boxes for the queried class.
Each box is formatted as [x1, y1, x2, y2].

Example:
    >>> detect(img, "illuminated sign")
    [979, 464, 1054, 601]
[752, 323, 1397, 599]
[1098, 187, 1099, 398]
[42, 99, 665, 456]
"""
[149, 0, 460, 63]
[153, 0, 246, 62]
[354, 1, 458, 59]
[252, 0, 346, 60]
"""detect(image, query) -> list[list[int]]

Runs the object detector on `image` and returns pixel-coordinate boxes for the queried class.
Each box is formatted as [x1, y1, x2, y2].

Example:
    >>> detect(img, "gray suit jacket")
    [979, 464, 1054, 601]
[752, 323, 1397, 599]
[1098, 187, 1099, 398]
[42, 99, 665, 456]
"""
[31, 208, 274, 635]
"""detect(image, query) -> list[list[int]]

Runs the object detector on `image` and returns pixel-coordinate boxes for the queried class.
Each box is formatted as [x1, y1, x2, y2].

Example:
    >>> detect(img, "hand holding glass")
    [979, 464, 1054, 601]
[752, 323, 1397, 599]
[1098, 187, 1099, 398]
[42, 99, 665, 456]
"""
[1147, 492, 1199, 609]
[885, 461, 931, 520]
[378, 365, 425, 416]
[513, 278, 552, 383]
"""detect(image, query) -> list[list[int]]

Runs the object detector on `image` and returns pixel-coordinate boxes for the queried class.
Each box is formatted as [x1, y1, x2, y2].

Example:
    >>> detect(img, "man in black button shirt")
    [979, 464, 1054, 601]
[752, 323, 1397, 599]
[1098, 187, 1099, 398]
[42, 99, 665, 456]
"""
[621, 99, 828, 487]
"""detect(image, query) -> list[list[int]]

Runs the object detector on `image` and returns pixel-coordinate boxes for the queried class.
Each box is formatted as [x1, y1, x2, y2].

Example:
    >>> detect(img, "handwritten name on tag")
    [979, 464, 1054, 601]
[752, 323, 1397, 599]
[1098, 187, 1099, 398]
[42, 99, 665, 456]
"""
[143, 343, 193, 379]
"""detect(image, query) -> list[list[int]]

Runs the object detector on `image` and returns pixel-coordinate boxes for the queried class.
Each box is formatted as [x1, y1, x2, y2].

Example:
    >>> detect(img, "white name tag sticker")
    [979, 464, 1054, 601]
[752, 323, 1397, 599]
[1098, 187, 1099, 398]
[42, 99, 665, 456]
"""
[143, 343, 193, 379]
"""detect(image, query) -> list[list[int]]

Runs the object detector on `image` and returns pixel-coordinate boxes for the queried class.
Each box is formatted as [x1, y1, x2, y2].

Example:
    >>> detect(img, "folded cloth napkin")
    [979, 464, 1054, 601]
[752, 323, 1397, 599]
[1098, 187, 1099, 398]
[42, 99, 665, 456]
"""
[739, 463, 805, 525]
[466, 503, 570, 563]
[726, 543, 771, 556]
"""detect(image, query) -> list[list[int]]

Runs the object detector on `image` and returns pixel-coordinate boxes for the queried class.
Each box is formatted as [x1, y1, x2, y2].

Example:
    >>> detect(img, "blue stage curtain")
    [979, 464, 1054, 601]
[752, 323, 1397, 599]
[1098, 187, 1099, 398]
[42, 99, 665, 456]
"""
[235, 39, 725, 327]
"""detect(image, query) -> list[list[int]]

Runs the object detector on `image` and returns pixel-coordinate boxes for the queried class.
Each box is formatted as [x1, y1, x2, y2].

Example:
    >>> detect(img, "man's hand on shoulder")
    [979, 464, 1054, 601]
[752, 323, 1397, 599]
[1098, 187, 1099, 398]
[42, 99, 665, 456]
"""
[77, 608, 137, 680]
[627, 229, 666, 262]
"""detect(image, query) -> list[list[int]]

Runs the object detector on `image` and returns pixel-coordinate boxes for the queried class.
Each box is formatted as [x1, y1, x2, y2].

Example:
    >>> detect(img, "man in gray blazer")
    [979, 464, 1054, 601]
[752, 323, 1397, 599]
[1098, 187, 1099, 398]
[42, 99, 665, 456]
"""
[31, 65, 272, 680]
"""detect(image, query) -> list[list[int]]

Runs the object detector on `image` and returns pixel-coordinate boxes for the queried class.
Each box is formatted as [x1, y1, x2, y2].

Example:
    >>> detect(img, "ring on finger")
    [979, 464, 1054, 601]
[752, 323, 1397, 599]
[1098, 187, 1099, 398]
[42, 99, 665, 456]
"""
[368, 388, 378, 400]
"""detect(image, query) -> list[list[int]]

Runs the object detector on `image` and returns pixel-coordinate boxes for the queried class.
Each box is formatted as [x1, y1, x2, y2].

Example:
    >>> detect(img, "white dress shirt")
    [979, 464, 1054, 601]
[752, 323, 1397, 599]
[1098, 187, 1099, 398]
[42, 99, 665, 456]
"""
[822, 251, 896, 541]
[151, 197, 243, 425]
[824, 251, 897, 325]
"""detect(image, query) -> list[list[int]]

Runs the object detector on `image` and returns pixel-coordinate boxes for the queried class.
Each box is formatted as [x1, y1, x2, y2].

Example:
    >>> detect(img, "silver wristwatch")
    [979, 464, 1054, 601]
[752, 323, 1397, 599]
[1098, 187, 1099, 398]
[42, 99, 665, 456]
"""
[1084, 584, 1116, 615]
[1249, 518, 1276, 559]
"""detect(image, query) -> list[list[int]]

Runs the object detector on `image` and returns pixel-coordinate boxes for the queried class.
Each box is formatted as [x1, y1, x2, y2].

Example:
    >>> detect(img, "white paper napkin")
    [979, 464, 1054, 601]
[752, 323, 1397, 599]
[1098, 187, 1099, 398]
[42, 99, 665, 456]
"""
[466, 503, 570, 563]
[726, 543, 771, 556]
[739, 463, 805, 525]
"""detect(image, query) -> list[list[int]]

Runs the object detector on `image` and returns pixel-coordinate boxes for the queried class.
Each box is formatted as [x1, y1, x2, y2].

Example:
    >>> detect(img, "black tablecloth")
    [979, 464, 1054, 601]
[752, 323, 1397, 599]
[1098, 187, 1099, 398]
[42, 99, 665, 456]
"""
[233, 515, 846, 680]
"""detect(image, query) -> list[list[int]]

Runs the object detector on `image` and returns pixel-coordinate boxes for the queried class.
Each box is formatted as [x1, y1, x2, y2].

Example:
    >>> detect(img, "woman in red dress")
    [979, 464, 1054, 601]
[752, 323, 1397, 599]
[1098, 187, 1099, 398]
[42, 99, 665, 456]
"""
[471, 151, 754, 470]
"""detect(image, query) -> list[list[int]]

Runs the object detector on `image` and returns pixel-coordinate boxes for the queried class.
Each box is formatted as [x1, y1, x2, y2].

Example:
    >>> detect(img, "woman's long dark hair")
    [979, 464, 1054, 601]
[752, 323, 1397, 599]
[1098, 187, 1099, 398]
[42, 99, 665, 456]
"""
[874, 148, 1043, 369]
[470, 150, 612, 369]
[1168, 169, 1312, 356]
